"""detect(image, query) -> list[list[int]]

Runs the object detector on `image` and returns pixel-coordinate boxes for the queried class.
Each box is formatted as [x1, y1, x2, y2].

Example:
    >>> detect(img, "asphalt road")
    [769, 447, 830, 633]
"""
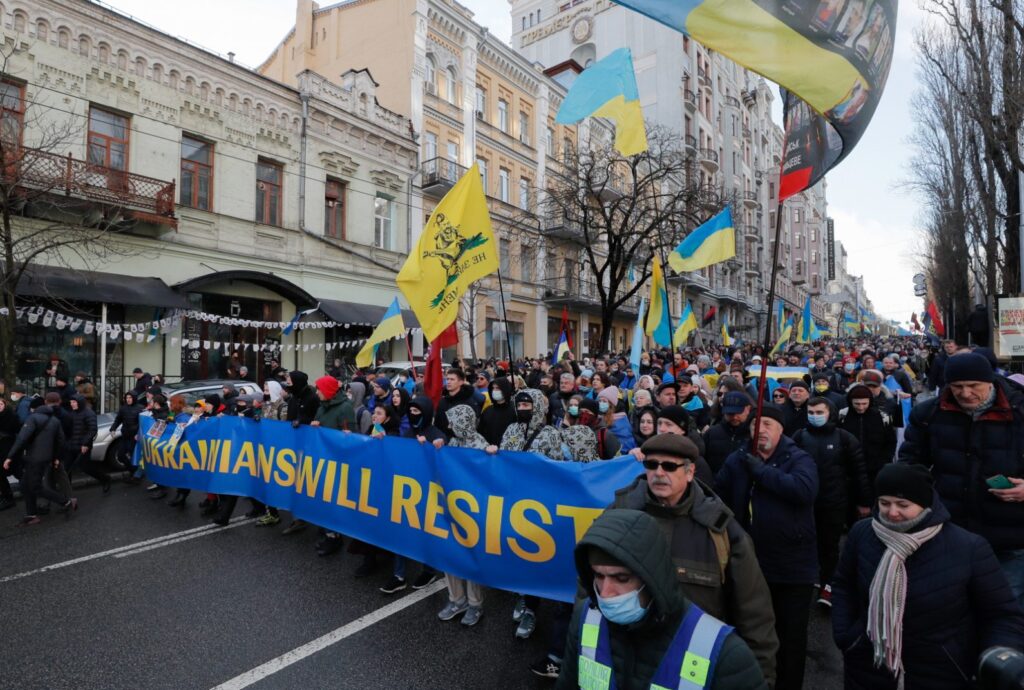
[0, 483, 842, 690]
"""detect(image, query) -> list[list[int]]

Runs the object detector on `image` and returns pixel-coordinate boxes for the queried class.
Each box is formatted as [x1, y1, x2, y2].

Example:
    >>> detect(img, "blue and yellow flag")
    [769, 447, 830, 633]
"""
[769, 316, 794, 357]
[645, 256, 672, 346]
[555, 47, 648, 157]
[614, 1, 896, 200]
[775, 300, 786, 339]
[629, 297, 647, 373]
[797, 296, 820, 344]
[721, 313, 733, 347]
[674, 300, 699, 345]
[356, 298, 407, 368]
[841, 311, 859, 334]
[397, 164, 499, 341]
[668, 207, 735, 274]
[551, 331, 571, 366]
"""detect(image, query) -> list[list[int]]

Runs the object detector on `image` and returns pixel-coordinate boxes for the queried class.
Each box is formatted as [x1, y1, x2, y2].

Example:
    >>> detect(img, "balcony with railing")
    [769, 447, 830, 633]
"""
[544, 209, 584, 242]
[698, 148, 719, 173]
[684, 89, 697, 112]
[742, 190, 761, 209]
[420, 157, 466, 198]
[744, 256, 760, 277]
[12, 146, 176, 227]
[723, 95, 741, 109]
[684, 134, 698, 152]
[739, 223, 760, 242]
[543, 276, 641, 316]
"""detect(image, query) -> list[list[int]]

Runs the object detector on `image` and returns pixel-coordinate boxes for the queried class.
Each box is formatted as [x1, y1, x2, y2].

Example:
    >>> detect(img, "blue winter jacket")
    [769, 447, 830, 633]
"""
[715, 435, 819, 584]
[606, 415, 636, 454]
[832, 498, 1024, 690]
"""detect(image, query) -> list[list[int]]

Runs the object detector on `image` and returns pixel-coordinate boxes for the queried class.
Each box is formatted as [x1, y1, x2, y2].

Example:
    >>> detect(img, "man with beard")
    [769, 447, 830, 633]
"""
[549, 372, 578, 428]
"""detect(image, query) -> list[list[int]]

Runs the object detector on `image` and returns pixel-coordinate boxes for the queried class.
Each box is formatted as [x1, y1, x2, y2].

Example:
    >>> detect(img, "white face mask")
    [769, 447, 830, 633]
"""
[491, 389, 504, 403]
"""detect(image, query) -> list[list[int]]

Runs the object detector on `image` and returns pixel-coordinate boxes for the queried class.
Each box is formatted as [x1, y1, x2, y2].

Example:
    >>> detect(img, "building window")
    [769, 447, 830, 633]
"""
[325, 179, 346, 239]
[519, 111, 530, 144]
[500, 238, 511, 274]
[447, 67, 458, 104]
[256, 159, 283, 226]
[486, 317, 523, 360]
[374, 194, 393, 249]
[88, 106, 129, 170]
[519, 178, 530, 210]
[424, 131, 437, 160]
[810, 226, 818, 242]
[425, 56, 436, 91]
[0, 79, 25, 152]
[793, 208, 801, 223]
[521, 247, 534, 282]
[498, 99, 509, 132]
[477, 158, 488, 193]
[475, 87, 486, 117]
[499, 167, 510, 202]
[180, 135, 213, 210]
[546, 126, 555, 156]
[446, 140, 459, 163]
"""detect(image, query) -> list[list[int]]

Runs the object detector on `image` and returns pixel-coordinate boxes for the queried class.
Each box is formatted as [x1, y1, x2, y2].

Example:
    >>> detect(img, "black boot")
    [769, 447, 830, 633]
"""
[316, 534, 344, 557]
[168, 493, 187, 508]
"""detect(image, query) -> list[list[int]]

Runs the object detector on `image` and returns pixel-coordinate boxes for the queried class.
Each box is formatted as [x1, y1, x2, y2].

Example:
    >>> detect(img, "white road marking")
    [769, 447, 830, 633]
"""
[209, 580, 447, 690]
[113, 518, 254, 557]
[0, 516, 251, 583]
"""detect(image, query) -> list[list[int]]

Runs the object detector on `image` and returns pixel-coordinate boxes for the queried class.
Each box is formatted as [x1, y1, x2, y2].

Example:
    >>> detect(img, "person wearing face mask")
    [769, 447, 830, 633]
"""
[832, 356, 858, 391]
[810, 372, 846, 409]
[832, 464, 1024, 690]
[555, 509, 767, 690]
[597, 386, 635, 453]
[570, 398, 621, 460]
[10, 385, 31, 423]
[478, 375, 515, 445]
[549, 372, 578, 428]
[792, 398, 871, 609]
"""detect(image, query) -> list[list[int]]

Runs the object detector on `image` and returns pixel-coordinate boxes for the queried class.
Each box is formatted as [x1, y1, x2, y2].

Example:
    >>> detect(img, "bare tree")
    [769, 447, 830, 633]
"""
[0, 43, 173, 385]
[542, 125, 726, 351]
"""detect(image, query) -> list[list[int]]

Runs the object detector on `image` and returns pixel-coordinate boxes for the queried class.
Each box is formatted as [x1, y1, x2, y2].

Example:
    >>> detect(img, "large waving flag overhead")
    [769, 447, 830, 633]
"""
[551, 330, 571, 366]
[668, 207, 735, 274]
[721, 313, 734, 347]
[797, 296, 819, 344]
[769, 316, 794, 356]
[356, 298, 406, 368]
[614, 0, 897, 199]
[555, 47, 648, 157]
[397, 164, 499, 341]
[645, 256, 672, 346]
[630, 297, 647, 373]
[674, 300, 699, 345]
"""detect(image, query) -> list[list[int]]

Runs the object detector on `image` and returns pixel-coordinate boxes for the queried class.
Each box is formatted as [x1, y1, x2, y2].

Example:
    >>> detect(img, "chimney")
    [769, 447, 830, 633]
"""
[227, 51, 235, 63]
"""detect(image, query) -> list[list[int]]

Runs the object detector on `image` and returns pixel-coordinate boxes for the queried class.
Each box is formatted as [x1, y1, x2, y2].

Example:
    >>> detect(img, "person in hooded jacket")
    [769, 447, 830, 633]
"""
[437, 404, 489, 627]
[63, 394, 108, 492]
[284, 371, 319, 426]
[838, 383, 897, 488]
[555, 509, 767, 690]
[597, 386, 635, 453]
[478, 375, 515, 446]
[702, 392, 754, 475]
[379, 396, 444, 594]
[0, 398, 23, 511]
[389, 386, 412, 436]
[4, 393, 76, 525]
[568, 398, 621, 460]
[810, 372, 847, 409]
[486, 388, 563, 639]
[110, 391, 143, 476]
[262, 379, 287, 421]
[832, 464, 1024, 690]
[366, 376, 392, 414]
[631, 406, 658, 449]
[221, 383, 239, 409]
[792, 397, 872, 609]
[434, 369, 481, 438]
[347, 381, 372, 435]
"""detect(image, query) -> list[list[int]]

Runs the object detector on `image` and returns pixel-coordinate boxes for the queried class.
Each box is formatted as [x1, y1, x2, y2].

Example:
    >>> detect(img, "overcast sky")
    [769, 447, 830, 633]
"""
[107, 0, 927, 325]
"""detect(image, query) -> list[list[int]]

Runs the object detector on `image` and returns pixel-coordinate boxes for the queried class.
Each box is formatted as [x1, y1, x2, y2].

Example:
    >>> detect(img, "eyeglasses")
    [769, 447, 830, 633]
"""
[772, 393, 786, 399]
[642, 460, 689, 472]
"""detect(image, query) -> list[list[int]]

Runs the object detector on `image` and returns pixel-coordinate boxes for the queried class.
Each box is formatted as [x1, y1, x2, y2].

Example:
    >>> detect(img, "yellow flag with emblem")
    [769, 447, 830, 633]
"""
[397, 164, 499, 341]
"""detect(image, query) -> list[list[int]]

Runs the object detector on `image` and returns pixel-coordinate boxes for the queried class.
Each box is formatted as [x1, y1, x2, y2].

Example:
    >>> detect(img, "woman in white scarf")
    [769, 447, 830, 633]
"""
[831, 463, 1024, 689]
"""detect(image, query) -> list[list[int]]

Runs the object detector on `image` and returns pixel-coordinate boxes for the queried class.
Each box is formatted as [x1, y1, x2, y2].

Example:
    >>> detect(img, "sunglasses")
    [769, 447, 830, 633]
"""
[772, 393, 786, 399]
[642, 460, 689, 472]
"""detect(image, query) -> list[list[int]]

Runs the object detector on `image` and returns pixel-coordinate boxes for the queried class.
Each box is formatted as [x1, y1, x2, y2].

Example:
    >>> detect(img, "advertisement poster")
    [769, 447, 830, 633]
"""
[997, 297, 1024, 358]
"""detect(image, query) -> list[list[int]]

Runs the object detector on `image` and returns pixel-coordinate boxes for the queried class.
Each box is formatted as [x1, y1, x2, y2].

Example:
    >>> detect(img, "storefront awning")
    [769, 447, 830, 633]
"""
[16, 264, 189, 308]
[317, 298, 419, 327]
[175, 270, 317, 308]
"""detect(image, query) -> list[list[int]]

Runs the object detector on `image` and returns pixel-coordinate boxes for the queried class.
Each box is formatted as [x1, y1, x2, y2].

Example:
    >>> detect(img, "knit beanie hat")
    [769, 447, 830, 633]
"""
[875, 463, 934, 508]
[944, 352, 994, 384]
[316, 376, 340, 399]
[847, 384, 872, 401]
[374, 376, 393, 393]
[656, 405, 691, 430]
[789, 380, 810, 392]
[758, 403, 787, 427]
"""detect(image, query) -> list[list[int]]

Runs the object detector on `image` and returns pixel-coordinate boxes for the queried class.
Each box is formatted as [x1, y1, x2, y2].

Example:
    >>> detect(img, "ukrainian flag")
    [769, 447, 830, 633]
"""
[769, 316, 794, 357]
[645, 256, 672, 346]
[356, 298, 406, 368]
[555, 47, 648, 157]
[668, 207, 735, 274]
[842, 311, 859, 334]
[745, 365, 809, 381]
[551, 331, 570, 366]
[775, 300, 786, 339]
[797, 296, 819, 344]
[721, 313, 733, 347]
[674, 300, 699, 345]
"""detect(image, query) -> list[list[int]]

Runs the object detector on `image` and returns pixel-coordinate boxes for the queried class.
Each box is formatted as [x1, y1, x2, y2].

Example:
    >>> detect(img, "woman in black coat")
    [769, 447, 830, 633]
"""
[832, 464, 1024, 690]
[0, 398, 23, 509]
[110, 391, 143, 473]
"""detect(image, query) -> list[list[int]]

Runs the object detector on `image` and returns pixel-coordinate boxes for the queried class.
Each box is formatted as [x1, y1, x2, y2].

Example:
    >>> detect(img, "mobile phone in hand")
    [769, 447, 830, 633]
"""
[987, 475, 1015, 490]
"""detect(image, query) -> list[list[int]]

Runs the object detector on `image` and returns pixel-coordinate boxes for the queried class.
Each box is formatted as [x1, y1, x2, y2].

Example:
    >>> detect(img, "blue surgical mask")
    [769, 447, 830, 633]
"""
[568, 405, 580, 417]
[598, 401, 610, 414]
[807, 413, 828, 428]
[491, 389, 504, 403]
[596, 585, 648, 625]
[844, 363, 855, 373]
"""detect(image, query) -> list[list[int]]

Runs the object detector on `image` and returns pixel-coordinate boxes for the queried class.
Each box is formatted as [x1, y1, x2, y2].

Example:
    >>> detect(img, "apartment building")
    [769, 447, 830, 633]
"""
[4, 0, 419, 405]
[259, 0, 646, 359]
[510, 0, 832, 343]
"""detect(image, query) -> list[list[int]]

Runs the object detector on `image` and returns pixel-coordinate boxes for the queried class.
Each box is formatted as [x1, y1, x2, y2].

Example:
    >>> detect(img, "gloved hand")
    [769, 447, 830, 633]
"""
[743, 452, 764, 476]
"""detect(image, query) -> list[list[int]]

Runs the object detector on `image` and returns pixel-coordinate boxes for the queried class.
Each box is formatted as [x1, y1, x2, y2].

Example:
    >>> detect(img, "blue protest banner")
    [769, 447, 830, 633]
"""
[136, 415, 639, 602]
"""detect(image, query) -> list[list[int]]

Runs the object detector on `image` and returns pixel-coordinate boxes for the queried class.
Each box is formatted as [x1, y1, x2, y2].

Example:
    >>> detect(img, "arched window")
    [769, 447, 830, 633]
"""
[152, 63, 163, 83]
[57, 28, 69, 48]
[78, 36, 91, 58]
[135, 57, 147, 77]
[425, 55, 436, 90]
[12, 11, 26, 33]
[97, 43, 110, 63]
[446, 67, 458, 104]
[35, 19, 49, 42]
[117, 50, 128, 70]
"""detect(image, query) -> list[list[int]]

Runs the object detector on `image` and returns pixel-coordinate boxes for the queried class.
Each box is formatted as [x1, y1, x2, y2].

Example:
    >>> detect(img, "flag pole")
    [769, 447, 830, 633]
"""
[495, 268, 516, 362]
[751, 194, 786, 452]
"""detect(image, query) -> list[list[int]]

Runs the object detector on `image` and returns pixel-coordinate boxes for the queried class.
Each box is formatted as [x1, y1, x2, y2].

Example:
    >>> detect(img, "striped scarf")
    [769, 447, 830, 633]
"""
[868, 516, 943, 683]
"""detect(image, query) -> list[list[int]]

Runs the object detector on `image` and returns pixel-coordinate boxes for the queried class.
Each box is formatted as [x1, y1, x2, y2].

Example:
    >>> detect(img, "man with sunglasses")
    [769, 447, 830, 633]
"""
[609, 433, 779, 685]
[716, 404, 819, 690]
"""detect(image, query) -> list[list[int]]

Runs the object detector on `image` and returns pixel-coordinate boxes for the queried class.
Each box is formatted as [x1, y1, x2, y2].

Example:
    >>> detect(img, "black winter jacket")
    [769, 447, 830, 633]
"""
[793, 422, 871, 511]
[832, 499, 1024, 690]
[0, 405, 21, 460]
[64, 395, 97, 447]
[285, 371, 320, 425]
[702, 419, 751, 475]
[899, 381, 1024, 550]
[782, 400, 807, 437]
[404, 397, 446, 444]
[434, 383, 481, 437]
[479, 377, 516, 445]
[110, 400, 143, 436]
[715, 436, 819, 585]
[838, 406, 897, 485]
[555, 509, 767, 690]
[7, 405, 65, 464]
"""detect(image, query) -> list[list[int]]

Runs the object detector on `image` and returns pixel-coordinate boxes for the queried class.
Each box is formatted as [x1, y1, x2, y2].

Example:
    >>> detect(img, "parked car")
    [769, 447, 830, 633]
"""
[95, 379, 261, 465]
[374, 361, 425, 388]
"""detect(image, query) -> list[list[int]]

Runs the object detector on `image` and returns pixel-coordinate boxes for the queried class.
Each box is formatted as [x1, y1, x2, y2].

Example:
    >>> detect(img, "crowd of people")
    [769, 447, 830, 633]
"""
[4, 335, 1024, 688]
